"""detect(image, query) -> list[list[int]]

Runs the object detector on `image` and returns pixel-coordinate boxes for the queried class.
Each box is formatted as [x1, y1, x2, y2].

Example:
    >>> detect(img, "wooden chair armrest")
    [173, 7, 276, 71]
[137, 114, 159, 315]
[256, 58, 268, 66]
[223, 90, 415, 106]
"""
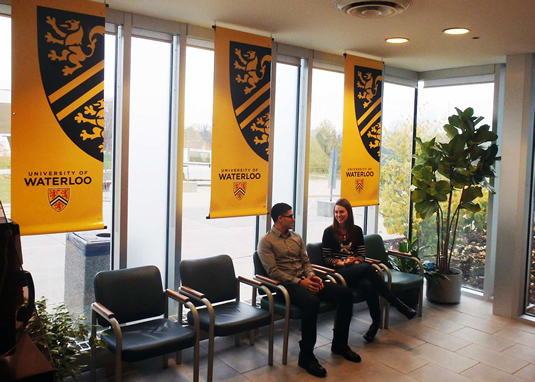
[364, 257, 382, 264]
[238, 275, 263, 287]
[387, 250, 413, 258]
[312, 264, 336, 273]
[254, 274, 281, 286]
[165, 289, 190, 303]
[313, 268, 328, 276]
[92, 302, 114, 319]
[180, 285, 206, 299]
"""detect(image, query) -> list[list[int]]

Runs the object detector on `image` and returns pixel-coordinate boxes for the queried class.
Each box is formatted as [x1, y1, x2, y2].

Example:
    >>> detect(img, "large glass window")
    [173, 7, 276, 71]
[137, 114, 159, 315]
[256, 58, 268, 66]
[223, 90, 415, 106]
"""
[182, 46, 256, 279]
[127, 36, 172, 275]
[415, 81, 494, 292]
[379, 82, 415, 248]
[307, 68, 364, 244]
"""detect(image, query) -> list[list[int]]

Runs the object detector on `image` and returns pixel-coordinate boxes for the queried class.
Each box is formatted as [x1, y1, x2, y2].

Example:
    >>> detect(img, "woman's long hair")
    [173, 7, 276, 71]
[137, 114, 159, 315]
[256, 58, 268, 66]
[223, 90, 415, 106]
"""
[331, 198, 357, 243]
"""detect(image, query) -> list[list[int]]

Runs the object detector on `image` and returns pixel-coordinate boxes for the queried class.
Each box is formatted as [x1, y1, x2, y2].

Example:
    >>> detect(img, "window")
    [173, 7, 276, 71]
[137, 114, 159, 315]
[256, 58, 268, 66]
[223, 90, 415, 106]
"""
[415, 81, 494, 292]
[379, 82, 416, 248]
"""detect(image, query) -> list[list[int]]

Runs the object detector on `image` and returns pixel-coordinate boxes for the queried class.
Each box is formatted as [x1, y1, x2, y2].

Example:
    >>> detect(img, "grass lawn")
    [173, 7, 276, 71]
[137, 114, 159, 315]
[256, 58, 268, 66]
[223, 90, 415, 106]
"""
[0, 174, 10, 203]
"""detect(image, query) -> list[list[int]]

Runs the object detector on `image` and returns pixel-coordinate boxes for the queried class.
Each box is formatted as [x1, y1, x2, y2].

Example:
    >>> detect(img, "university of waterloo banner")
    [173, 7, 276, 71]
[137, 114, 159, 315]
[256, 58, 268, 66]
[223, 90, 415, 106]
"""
[341, 54, 383, 206]
[209, 27, 271, 218]
[11, 0, 105, 234]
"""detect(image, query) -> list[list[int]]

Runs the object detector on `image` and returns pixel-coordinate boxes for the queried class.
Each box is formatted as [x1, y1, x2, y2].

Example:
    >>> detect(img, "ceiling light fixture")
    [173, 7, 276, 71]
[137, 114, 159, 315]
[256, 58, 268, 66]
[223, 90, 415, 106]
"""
[335, 0, 412, 18]
[443, 27, 470, 35]
[386, 37, 409, 44]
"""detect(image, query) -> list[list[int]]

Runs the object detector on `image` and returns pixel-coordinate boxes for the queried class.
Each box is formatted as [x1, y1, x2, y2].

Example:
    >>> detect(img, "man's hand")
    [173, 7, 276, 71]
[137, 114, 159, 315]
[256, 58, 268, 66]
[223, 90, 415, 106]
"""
[299, 275, 324, 294]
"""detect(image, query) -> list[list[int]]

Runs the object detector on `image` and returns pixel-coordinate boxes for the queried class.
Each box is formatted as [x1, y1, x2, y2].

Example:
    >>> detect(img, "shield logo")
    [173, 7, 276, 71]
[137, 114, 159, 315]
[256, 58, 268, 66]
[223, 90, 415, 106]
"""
[48, 188, 71, 212]
[355, 179, 364, 193]
[233, 182, 247, 201]
[353, 66, 382, 162]
[37, 6, 105, 162]
[229, 41, 271, 162]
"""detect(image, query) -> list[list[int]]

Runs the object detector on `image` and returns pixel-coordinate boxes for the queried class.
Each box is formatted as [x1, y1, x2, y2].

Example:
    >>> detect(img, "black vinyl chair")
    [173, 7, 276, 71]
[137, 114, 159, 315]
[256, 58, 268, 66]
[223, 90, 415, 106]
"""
[306, 242, 387, 328]
[364, 234, 424, 328]
[179, 254, 274, 382]
[252, 251, 337, 365]
[90, 265, 200, 382]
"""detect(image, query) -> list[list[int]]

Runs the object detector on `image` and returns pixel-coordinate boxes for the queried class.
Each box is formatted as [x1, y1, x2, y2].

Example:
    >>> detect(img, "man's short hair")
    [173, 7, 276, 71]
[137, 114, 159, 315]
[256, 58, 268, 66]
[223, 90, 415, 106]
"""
[271, 202, 292, 223]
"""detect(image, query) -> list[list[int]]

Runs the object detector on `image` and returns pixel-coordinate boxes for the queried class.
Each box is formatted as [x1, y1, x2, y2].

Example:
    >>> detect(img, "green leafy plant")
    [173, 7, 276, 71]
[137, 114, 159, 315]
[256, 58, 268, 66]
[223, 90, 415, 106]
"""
[390, 236, 428, 274]
[411, 107, 498, 275]
[28, 298, 106, 381]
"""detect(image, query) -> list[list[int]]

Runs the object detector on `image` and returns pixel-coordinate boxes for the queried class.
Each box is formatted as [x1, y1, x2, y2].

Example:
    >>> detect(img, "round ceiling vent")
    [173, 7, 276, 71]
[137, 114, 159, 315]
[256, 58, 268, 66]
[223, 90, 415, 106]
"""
[335, 0, 413, 18]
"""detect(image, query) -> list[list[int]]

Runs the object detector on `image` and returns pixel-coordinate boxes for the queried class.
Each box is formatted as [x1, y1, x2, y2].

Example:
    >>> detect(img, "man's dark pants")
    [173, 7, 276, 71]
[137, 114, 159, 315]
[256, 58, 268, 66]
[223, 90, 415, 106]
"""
[284, 281, 353, 357]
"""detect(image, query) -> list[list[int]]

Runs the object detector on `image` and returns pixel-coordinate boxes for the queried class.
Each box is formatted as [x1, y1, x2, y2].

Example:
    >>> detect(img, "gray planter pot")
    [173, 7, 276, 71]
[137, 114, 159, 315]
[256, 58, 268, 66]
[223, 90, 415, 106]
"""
[425, 267, 463, 304]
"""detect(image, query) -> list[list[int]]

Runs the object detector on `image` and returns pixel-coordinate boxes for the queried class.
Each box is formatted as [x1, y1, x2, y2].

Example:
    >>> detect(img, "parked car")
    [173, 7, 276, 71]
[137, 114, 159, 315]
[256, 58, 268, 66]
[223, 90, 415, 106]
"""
[183, 148, 211, 181]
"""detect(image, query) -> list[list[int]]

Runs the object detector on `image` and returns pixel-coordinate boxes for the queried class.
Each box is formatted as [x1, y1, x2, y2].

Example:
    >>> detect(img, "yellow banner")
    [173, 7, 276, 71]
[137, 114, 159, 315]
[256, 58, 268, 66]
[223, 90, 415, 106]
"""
[11, 0, 105, 235]
[209, 27, 271, 218]
[341, 55, 383, 207]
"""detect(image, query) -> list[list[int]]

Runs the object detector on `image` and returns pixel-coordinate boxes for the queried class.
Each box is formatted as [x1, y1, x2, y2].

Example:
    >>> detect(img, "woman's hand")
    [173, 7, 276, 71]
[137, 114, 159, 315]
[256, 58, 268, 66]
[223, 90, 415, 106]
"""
[345, 256, 356, 265]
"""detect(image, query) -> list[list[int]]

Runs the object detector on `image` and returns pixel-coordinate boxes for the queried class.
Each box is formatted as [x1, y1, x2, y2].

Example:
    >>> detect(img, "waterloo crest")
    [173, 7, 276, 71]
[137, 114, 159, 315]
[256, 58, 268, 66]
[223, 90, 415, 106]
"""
[37, 6, 105, 162]
[48, 188, 70, 212]
[233, 182, 247, 201]
[354, 66, 382, 162]
[229, 41, 271, 162]
[355, 179, 364, 193]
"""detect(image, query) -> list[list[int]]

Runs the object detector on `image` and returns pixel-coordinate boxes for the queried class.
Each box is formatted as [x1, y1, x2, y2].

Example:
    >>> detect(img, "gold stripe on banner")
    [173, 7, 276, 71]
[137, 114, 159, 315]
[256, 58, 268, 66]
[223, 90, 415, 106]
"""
[11, 0, 105, 235]
[340, 54, 383, 207]
[209, 27, 272, 219]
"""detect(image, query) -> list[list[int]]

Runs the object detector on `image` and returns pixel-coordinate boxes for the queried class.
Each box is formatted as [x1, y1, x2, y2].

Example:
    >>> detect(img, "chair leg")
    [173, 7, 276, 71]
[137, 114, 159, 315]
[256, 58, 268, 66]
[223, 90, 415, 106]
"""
[115, 352, 122, 382]
[176, 350, 182, 364]
[418, 286, 423, 317]
[384, 302, 390, 329]
[235, 334, 240, 347]
[193, 340, 200, 382]
[250, 329, 255, 345]
[268, 319, 274, 366]
[207, 332, 215, 382]
[282, 314, 290, 365]
[163, 353, 168, 368]
[379, 297, 385, 329]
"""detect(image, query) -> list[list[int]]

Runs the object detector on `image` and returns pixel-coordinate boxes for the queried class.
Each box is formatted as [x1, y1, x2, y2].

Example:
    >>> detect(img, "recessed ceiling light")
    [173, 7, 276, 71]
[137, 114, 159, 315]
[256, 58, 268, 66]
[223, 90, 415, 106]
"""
[443, 28, 470, 35]
[386, 37, 409, 44]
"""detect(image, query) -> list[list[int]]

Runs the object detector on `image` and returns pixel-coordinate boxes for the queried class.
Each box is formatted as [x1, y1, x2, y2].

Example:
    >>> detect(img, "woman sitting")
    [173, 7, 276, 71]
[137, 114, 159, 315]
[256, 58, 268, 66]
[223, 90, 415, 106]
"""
[321, 198, 416, 342]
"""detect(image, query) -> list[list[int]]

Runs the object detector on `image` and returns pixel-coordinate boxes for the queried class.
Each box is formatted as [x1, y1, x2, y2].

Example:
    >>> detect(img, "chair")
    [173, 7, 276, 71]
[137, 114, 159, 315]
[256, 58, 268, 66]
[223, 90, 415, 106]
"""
[252, 251, 337, 365]
[179, 254, 274, 382]
[90, 265, 200, 382]
[306, 242, 386, 328]
[364, 234, 424, 328]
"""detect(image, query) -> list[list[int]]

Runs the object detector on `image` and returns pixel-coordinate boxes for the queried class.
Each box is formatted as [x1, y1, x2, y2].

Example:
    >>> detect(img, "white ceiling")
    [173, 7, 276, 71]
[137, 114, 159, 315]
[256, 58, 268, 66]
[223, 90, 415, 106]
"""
[106, 0, 535, 73]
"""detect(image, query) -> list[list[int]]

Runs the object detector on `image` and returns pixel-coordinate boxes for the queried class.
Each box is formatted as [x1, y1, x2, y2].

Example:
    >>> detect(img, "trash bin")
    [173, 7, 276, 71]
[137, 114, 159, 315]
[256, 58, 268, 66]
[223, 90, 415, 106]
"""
[64, 230, 110, 320]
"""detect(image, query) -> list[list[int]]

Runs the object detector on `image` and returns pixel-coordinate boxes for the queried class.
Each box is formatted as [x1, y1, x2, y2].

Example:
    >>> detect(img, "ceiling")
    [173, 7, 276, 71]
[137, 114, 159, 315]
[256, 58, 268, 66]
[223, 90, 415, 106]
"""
[106, 0, 535, 73]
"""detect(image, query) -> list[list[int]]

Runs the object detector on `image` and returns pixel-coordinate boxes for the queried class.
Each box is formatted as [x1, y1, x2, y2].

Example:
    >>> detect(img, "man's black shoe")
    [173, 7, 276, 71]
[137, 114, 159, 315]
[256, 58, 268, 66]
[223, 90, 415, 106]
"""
[331, 345, 362, 363]
[298, 354, 327, 378]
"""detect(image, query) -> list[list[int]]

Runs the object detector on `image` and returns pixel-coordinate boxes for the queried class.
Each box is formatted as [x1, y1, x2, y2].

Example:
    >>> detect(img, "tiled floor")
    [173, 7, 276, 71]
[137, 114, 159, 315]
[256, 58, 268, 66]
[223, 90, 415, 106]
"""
[86, 293, 535, 381]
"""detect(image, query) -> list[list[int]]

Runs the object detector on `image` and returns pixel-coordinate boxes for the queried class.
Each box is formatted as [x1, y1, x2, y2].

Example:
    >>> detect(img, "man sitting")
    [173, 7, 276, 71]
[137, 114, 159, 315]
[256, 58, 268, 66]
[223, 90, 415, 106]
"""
[257, 202, 361, 378]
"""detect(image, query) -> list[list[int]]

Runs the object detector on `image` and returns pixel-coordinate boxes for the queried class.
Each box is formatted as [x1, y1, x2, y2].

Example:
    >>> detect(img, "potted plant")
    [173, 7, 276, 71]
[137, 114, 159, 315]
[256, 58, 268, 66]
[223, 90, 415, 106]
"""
[411, 107, 498, 303]
[27, 298, 107, 381]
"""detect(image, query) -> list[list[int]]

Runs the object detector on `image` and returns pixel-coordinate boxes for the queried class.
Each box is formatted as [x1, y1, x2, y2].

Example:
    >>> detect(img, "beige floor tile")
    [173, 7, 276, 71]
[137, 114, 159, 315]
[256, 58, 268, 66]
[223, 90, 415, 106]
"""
[453, 295, 494, 319]
[451, 326, 515, 351]
[495, 327, 535, 348]
[419, 315, 466, 334]
[357, 346, 428, 373]
[408, 363, 473, 382]
[397, 322, 472, 351]
[513, 364, 535, 381]
[241, 363, 302, 382]
[338, 362, 420, 382]
[461, 363, 526, 382]
[409, 343, 478, 373]
[371, 327, 426, 350]
[506, 320, 535, 335]
[503, 343, 535, 363]
[444, 311, 506, 334]
[456, 343, 528, 374]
